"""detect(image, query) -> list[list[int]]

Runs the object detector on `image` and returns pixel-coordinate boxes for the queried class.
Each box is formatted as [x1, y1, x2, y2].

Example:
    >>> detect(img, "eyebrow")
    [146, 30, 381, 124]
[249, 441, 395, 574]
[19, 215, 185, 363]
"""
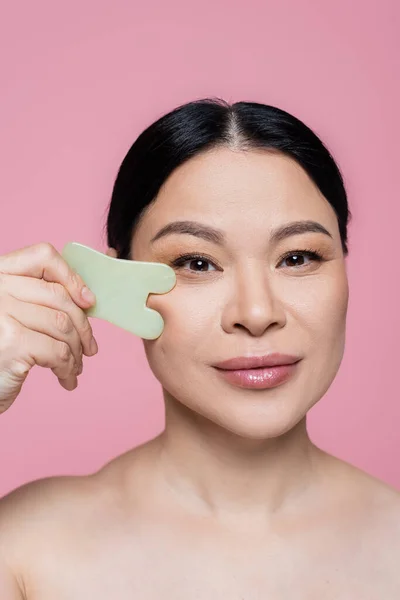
[150, 219, 333, 245]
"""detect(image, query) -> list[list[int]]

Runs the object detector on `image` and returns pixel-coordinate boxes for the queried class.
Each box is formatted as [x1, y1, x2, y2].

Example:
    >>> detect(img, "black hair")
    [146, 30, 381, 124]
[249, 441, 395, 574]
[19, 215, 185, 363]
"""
[105, 97, 351, 260]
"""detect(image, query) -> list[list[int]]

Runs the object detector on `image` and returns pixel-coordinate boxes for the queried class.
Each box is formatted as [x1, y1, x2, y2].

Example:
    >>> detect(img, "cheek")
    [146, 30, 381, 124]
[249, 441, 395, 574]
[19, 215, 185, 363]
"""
[298, 271, 349, 349]
[145, 285, 215, 357]
[322, 270, 349, 327]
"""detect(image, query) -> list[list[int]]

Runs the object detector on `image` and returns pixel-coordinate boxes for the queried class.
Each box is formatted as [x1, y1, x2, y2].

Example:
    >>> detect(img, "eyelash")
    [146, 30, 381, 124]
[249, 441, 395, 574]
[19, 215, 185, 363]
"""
[171, 249, 325, 272]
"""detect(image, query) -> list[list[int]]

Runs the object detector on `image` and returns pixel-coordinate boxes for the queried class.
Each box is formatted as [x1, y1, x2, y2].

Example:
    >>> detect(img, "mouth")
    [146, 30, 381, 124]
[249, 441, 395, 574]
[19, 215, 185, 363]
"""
[212, 353, 302, 390]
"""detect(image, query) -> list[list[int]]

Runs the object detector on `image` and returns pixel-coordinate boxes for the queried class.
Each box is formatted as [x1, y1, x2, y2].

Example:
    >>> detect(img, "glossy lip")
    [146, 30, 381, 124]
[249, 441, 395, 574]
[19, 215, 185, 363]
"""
[212, 354, 302, 390]
[213, 353, 301, 371]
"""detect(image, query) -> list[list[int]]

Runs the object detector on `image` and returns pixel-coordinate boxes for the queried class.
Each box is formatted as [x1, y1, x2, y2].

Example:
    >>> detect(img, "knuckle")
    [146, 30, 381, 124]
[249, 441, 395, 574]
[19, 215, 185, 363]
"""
[68, 269, 83, 289]
[55, 310, 72, 335]
[79, 316, 93, 338]
[36, 242, 57, 260]
[57, 341, 71, 363]
[49, 281, 68, 303]
[8, 357, 30, 379]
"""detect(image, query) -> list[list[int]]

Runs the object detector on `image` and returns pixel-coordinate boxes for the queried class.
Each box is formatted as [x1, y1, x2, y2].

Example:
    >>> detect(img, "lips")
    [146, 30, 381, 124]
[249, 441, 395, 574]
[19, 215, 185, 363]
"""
[214, 353, 301, 370]
[212, 353, 301, 390]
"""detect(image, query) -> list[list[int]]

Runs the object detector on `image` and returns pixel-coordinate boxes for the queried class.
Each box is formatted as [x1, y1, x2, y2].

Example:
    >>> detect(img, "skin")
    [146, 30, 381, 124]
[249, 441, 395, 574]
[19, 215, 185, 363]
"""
[1, 148, 400, 599]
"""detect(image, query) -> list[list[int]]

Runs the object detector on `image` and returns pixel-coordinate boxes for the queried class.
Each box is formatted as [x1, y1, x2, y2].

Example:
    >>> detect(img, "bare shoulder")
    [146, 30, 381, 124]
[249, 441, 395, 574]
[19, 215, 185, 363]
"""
[0, 476, 84, 598]
[337, 454, 399, 503]
[313, 450, 400, 594]
[0, 443, 150, 564]
[0, 471, 121, 588]
[321, 450, 400, 544]
[0, 467, 125, 541]
[355, 465, 400, 539]
[348, 462, 400, 585]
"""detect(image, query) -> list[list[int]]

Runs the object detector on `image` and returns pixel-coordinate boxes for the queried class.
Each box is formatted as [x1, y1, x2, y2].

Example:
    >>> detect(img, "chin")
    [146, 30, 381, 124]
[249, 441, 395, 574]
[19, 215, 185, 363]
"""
[206, 404, 309, 440]
[170, 387, 310, 441]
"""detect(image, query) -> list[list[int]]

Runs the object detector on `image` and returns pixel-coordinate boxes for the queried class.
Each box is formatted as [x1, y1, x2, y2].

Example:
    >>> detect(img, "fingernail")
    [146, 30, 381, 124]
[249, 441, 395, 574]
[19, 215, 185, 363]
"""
[90, 337, 98, 355]
[81, 286, 96, 304]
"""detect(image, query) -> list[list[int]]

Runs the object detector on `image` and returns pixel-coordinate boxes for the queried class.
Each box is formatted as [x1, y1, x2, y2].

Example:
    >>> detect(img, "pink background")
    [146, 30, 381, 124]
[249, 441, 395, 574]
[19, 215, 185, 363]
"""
[0, 0, 399, 497]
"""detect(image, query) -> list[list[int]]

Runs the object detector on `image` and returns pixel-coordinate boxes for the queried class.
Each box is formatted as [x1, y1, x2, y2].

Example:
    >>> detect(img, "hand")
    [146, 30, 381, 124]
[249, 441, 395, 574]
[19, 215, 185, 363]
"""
[0, 243, 98, 414]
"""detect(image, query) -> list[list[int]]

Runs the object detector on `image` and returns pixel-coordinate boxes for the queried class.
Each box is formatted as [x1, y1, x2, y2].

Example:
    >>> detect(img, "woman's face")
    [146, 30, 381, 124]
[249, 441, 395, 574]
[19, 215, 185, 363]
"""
[128, 148, 349, 438]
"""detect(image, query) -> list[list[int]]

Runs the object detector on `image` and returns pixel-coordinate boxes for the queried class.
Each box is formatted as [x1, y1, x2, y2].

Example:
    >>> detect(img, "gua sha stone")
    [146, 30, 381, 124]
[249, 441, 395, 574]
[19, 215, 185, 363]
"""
[62, 242, 176, 340]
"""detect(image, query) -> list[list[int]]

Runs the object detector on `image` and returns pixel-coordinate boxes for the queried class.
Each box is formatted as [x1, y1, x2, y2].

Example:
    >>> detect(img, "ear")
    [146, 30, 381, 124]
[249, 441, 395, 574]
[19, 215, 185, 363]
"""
[106, 247, 118, 258]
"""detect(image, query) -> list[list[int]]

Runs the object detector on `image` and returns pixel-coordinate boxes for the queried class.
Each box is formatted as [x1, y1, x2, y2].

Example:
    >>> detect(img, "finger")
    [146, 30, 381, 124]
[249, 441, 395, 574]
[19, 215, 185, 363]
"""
[0, 243, 96, 310]
[6, 298, 83, 370]
[17, 323, 80, 390]
[2, 274, 97, 357]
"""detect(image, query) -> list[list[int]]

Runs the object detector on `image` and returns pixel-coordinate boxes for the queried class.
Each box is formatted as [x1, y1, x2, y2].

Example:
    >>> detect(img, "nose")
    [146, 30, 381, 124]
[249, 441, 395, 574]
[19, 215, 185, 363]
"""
[221, 265, 286, 337]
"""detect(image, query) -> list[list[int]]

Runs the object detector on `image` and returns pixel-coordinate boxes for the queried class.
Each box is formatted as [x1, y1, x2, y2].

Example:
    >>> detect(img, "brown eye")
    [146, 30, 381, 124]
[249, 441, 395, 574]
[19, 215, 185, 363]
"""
[188, 259, 212, 272]
[284, 253, 307, 267]
[279, 250, 323, 269]
[172, 254, 218, 273]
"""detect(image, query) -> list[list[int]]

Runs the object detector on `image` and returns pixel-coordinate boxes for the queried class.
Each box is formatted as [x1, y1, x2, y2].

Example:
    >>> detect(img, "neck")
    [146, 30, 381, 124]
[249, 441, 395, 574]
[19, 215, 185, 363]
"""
[152, 392, 324, 525]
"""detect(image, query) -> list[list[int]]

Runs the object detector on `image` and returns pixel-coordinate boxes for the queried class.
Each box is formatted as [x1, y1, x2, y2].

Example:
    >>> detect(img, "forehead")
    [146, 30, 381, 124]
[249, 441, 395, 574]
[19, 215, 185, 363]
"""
[136, 147, 337, 239]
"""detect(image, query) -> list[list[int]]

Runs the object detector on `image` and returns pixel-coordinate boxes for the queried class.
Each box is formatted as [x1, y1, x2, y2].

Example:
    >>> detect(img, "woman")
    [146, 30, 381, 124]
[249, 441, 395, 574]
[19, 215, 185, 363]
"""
[0, 98, 399, 598]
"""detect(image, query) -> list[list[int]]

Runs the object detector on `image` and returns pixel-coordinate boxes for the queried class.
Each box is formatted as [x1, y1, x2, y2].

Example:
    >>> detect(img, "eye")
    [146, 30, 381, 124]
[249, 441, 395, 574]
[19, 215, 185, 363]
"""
[278, 250, 324, 269]
[171, 253, 218, 273]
